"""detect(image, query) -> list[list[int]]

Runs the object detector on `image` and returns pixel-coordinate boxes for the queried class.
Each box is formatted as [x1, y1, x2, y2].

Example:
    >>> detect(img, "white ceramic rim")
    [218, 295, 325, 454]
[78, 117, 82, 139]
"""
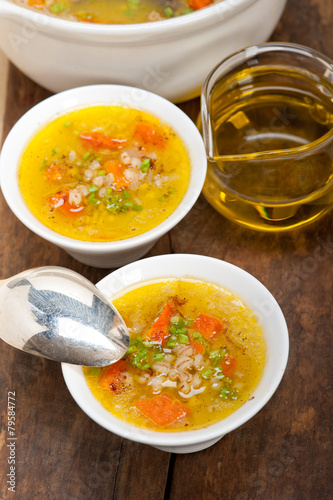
[0, 0, 258, 38]
[62, 254, 289, 447]
[0, 84, 207, 252]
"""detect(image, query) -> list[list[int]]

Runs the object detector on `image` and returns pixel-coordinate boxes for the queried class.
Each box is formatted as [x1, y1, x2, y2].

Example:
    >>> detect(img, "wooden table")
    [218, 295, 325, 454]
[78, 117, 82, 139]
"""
[0, 1, 332, 498]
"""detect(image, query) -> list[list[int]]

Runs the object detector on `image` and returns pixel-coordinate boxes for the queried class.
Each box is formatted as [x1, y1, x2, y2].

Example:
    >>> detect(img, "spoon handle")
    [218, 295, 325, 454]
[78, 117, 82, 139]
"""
[0, 269, 40, 289]
[0, 277, 13, 288]
[0, 266, 129, 365]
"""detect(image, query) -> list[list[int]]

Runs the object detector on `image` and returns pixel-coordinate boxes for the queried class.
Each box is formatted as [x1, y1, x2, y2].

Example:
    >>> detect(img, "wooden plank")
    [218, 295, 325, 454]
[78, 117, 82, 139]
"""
[0, 1, 332, 498]
[0, 64, 171, 500]
[168, 207, 333, 499]
[168, 0, 333, 498]
[0, 50, 9, 147]
[113, 440, 170, 500]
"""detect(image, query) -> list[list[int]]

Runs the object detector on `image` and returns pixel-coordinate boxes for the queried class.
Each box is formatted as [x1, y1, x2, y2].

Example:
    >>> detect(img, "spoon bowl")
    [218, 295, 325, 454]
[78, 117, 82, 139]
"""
[0, 266, 129, 366]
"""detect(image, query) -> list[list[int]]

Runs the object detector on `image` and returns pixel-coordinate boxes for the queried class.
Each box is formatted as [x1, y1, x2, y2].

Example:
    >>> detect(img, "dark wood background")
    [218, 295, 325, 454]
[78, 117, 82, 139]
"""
[0, 0, 332, 498]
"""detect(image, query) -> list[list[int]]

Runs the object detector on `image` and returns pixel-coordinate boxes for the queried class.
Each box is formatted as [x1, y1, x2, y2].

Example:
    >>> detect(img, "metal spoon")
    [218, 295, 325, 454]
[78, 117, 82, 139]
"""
[0, 266, 129, 366]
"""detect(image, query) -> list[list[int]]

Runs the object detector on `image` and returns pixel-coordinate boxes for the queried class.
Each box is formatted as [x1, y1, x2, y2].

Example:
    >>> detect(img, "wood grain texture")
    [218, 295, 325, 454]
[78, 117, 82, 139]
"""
[0, 0, 332, 499]
[0, 50, 9, 146]
[0, 66, 172, 500]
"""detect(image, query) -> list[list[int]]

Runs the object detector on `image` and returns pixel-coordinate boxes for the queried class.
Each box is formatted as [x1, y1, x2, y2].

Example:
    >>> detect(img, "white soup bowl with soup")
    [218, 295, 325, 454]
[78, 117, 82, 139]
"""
[0, 0, 287, 102]
[0, 84, 207, 268]
[62, 254, 289, 453]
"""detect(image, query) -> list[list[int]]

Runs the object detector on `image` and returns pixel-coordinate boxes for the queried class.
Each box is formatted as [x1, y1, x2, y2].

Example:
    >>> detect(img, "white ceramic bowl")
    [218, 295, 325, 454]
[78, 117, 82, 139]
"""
[62, 254, 289, 454]
[0, 0, 287, 102]
[0, 84, 207, 268]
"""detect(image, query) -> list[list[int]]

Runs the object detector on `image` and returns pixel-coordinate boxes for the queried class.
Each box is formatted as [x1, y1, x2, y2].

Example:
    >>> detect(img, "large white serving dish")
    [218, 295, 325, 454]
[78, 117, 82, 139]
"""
[0, 0, 287, 102]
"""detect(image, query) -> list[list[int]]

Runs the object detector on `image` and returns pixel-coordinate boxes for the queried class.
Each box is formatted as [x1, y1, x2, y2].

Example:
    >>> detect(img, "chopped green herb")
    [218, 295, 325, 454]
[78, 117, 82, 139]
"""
[131, 357, 140, 367]
[192, 331, 202, 339]
[63, 120, 71, 127]
[89, 367, 100, 376]
[209, 350, 221, 359]
[140, 158, 150, 172]
[213, 357, 222, 368]
[165, 6, 173, 17]
[169, 325, 177, 336]
[154, 353, 165, 361]
[209, 348, 225, 367]
[230, 390, 239, 401]
[98, 170, 106, 176]
[88, 193, 99, 205]
[158, 195, 167, 202]
[126, 345, 138, 354]
[178, 334, 189, 344]
[88, 186, 98, 193]
[50, 3, 67, 14]
[201, 368, 214, 379]
[142, 340, 152, 348]
[103, 191, 141, 214]
[124, 200, 134, 207]
[83, 152, 91, 161]
[51, 148, 57, 155]
[220, 384, 230, 399]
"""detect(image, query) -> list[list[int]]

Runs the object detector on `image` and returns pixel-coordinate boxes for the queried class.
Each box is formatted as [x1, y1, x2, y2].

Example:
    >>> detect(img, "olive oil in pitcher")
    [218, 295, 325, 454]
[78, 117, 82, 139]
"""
[200, 48, 333, 231]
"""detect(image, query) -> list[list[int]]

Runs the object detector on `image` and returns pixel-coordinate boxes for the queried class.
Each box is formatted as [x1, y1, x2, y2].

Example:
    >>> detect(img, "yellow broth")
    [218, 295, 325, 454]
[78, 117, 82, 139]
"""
[13, 0, 219, 24]
[19, 106, 190, 242]
[83, 279, 266, 432]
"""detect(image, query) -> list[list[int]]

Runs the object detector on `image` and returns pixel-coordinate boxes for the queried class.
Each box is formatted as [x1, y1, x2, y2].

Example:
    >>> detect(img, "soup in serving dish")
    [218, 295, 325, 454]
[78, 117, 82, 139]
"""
[83, 279, 265, 432]
[12, 0, 217, 23]
[18, 105, 190, 242]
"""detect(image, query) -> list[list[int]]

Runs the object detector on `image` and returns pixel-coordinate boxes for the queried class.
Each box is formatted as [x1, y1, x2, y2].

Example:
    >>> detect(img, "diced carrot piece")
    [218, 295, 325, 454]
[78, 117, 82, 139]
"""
[45, 162, 63, 181]
[144, 300, 174, 344]
[103, 160, 130, 190]
[220, 355, 237, 377]
[192, 313, 224, 342]
[28, 0, 45, 7]
[188, 0, 212, 10]
[99, 359, 129, 392]
[134, 123, 165, 149]
[134, 394, 190, 427]
[80, 131, 126, 150]
[48, 188, 84, 217]
[188, 331, 204, 354]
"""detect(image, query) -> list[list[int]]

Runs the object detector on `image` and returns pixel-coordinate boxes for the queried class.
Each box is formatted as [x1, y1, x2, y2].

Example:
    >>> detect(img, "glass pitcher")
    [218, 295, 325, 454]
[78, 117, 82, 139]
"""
[199, 43, 333, 231]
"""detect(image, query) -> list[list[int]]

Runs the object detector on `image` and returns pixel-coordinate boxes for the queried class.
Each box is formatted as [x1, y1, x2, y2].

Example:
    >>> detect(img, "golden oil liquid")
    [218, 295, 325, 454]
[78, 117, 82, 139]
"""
[200, 67, 333, 231]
